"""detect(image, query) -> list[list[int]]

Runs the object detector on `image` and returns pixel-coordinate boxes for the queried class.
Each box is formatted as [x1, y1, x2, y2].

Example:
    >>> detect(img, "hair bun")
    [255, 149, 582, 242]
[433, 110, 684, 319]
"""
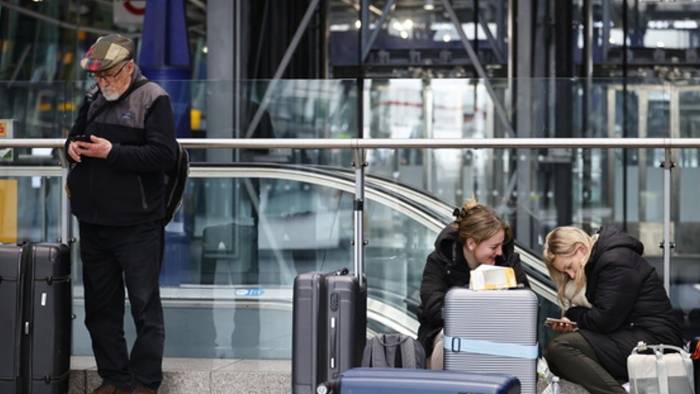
[463, 199, 479, 211]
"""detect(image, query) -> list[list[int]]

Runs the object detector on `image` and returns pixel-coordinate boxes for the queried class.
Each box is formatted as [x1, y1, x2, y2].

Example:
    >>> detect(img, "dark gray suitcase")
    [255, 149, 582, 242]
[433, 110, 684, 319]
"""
[292, 268, 367, 394]
[323, 368, 521, 394]
[0, 243, 71, 394]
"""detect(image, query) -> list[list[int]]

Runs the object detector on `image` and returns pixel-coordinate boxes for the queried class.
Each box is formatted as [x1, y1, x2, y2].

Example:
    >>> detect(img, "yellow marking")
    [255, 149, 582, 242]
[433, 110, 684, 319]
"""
[0, 180, 18, 243]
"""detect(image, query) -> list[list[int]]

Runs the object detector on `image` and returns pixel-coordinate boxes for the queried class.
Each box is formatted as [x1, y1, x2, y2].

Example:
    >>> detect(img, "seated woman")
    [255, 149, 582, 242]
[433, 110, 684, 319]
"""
[417, 200, 529, 370]
[543, 226, 683, 394]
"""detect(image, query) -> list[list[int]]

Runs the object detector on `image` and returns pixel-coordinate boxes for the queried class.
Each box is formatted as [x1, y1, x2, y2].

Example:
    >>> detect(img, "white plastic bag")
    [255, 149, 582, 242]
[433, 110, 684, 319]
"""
[627, 341, 695, 394]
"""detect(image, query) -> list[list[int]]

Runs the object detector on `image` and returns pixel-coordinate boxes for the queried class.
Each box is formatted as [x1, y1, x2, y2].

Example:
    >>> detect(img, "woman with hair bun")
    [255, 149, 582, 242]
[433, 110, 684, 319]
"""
[417, 200, 530, 369]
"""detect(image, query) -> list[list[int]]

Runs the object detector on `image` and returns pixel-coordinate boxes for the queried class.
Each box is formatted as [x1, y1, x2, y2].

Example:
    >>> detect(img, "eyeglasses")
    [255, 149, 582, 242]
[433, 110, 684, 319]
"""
[94, 61, 129, 83]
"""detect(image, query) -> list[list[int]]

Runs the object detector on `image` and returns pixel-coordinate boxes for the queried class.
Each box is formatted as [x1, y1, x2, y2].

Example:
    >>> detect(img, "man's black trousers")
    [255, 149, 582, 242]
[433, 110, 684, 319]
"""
[79, 220, 165, 390]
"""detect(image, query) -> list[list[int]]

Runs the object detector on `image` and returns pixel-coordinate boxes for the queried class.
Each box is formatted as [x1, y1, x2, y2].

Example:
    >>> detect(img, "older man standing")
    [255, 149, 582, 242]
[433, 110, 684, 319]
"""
[65, 34, 177, 394]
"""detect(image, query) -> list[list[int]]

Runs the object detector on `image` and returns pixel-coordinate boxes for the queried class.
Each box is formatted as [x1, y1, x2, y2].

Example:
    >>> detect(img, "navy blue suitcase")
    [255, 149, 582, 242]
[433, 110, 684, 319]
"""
[322, 368, 520, 394]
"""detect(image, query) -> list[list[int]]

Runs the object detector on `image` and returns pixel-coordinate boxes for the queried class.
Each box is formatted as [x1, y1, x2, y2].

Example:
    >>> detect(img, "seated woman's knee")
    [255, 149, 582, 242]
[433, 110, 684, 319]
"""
[544, 333, 576, 369]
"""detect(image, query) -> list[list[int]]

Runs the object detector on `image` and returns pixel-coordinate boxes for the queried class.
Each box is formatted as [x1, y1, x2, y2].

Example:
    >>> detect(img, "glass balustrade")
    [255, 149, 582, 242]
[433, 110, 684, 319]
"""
[1, 77, 699, 358]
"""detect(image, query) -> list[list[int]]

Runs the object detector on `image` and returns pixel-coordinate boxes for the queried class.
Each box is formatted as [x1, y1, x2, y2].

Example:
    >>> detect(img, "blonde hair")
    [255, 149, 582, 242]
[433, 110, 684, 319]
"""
[452, 199, 510, 246]
[543, 226, 598, 308]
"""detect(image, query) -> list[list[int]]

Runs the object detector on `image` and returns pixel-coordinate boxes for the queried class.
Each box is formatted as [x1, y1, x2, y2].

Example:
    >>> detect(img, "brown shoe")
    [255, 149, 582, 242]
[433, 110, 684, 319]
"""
[132, 385, 157, 394]
[91, 384, 132, 394]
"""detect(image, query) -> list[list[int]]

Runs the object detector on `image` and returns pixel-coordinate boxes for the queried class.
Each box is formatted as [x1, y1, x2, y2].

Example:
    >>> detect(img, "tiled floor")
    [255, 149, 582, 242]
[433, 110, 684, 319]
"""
[69, 357, 291, 394]
[70, 357, 590, 394]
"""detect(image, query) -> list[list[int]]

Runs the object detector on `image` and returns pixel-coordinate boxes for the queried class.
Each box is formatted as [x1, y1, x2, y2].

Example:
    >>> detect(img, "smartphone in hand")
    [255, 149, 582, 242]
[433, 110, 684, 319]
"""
[71, 134, 92, 143]
[545, 317, 578, 328]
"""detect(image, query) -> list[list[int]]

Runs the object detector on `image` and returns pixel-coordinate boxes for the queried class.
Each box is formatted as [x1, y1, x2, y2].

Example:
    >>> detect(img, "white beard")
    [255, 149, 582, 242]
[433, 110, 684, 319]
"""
[102, 89, 122, 101]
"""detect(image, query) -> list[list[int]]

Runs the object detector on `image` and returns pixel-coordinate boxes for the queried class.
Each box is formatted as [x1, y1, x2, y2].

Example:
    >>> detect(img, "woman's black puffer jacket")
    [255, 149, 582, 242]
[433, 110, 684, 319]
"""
[564, 225, 683, 380]
[416, 223, 530, 356]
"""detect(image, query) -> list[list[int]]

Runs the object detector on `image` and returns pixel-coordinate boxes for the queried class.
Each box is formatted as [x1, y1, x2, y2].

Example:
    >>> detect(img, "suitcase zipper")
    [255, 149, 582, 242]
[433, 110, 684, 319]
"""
[136, 175, 148, 210]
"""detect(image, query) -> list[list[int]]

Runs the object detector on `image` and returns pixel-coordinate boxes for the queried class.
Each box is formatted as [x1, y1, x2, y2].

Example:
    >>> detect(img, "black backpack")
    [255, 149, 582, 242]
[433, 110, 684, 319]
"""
[361, 334, 426, 369]
[163, 142, 189, 224]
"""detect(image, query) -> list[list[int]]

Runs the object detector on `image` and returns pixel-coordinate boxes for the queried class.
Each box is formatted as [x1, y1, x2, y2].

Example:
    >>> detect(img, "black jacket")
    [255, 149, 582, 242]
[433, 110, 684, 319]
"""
[65, 72, 177, 226]
[417, 223, 530, 356]
[564, 226, 683, 380]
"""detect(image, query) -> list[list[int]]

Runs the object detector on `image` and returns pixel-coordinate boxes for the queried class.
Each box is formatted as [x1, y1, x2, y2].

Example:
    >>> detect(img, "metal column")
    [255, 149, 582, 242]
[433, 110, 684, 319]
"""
[515, 0, 533, 247]
[206, 0, 235, 160]
[423, 77, 434, 192]
[358, 0, 368, 138]
[554, 0, 574, 226]
[581, 0, 593, 232]
[661, 148, 674, 295]
[622, 0, 629, 229]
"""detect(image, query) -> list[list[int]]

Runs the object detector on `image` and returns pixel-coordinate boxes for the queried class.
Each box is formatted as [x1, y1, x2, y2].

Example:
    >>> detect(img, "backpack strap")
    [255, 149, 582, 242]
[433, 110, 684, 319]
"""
[399, 335, 417, 369]
[370, 335, 390, 368]
[360, 339, 373, 367]
[383, 334, 400, 368]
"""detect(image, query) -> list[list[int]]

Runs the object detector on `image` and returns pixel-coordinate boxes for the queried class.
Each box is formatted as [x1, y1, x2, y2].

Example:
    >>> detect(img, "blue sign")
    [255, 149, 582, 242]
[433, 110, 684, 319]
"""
[236, 288, 265, 297]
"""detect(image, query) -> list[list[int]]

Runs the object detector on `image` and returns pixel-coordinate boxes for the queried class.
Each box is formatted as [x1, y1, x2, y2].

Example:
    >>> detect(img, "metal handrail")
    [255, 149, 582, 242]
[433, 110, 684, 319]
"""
[3, 137, 700, 149]
[0, 137, 683, 294]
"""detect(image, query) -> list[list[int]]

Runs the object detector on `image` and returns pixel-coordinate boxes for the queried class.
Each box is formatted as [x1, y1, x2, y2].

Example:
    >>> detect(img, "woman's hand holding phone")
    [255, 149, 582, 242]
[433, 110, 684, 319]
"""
[545, 317, 578, 333]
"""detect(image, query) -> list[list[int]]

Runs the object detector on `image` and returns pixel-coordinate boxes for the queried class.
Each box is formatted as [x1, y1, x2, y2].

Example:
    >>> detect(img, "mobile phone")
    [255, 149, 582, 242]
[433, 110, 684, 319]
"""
[71, 134, 92, 143]
[545, 317, 577, 327]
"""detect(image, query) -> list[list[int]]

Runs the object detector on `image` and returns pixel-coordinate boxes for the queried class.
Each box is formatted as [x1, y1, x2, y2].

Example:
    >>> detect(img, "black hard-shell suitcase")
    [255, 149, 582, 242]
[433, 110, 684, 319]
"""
[292, 268, 367, 394]
[0, 245, 24, 393]
[322, 368, 521, 394]
[0, 243, 71, 394]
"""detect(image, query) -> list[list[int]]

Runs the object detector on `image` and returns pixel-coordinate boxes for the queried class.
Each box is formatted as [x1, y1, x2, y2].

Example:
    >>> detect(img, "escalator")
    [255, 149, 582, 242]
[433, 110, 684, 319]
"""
[84, 163, 558, 358]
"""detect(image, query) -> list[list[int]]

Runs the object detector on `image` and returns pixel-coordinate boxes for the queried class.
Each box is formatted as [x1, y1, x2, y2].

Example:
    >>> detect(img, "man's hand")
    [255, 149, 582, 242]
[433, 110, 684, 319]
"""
[74, 135, 112, 159]
[67, 141, 82, 162]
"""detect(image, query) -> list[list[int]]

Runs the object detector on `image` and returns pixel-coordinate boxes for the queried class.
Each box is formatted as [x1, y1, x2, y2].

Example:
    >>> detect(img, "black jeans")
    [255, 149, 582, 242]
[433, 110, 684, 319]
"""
[79, 221, 165, 390]
[545, 332, 626, 394]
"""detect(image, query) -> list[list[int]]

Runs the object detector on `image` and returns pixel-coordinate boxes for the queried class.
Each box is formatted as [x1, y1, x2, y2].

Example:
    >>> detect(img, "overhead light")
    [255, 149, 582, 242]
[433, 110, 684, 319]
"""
[424, 0, 435, 10]
[674, 20, 698, 29]
[355, 20, 361, 29]
[202, 46, 208, 54]
[403, 19, 414, 30]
